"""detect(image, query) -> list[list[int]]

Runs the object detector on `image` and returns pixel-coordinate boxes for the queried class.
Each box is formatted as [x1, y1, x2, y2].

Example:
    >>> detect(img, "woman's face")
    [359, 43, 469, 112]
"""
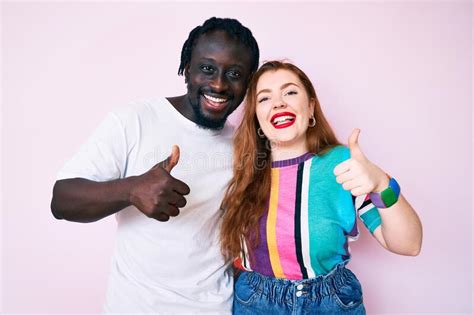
[255, 69, 314, 153]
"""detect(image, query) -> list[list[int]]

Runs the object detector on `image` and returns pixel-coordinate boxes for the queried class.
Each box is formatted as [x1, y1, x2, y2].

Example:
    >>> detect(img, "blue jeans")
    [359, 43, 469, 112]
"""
[233, 263, 365, 314]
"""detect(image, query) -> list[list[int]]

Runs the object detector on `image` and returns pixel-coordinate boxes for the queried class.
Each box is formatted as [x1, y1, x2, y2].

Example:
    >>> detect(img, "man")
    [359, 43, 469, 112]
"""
[51, 17, 259, 313]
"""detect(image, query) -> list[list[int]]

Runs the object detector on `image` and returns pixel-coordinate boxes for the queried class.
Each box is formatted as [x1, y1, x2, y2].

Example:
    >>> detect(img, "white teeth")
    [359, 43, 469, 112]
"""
[204, 94, 227, 103]
[272, 116, 295, 125]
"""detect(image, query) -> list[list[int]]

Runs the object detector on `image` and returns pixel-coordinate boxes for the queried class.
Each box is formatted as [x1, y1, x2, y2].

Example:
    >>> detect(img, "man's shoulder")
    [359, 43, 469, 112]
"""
[113, 97, 168, 115]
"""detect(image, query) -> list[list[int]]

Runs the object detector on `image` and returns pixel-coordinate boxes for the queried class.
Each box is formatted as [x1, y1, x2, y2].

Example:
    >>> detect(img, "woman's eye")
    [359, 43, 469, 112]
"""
[285, 90, 298, 96]
[258, 97, 269, 103]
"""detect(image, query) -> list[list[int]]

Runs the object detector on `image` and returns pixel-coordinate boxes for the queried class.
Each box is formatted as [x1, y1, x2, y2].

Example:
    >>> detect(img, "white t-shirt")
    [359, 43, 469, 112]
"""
[57, 98, 235, 314]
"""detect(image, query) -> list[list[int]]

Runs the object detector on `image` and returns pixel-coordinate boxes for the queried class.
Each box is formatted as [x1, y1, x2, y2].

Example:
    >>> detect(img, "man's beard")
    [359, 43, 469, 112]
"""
[189, 98, 228, 130]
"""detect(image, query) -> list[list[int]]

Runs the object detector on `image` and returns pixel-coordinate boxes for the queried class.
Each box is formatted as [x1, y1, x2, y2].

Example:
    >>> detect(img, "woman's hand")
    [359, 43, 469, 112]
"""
[333, 129, 389, 196]
[333, 128, 422, 256]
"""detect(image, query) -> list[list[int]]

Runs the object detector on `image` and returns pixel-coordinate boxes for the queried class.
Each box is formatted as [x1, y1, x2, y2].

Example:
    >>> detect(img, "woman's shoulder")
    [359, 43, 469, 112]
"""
[308, 146, 350, 173]
[315, 145, 350, 163]
[307, 145, 350, 179]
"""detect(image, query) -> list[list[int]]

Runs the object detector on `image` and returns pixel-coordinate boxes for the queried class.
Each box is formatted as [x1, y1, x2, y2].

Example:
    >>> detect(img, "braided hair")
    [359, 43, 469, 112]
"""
[178, 17, 259, 76]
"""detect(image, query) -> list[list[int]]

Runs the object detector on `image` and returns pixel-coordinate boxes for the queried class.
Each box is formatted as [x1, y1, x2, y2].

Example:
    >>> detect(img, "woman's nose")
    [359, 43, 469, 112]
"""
[273, 100, 287, 109]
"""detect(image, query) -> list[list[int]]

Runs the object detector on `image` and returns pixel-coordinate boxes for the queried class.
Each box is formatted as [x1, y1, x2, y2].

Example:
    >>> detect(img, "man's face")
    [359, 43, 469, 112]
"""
[185, 30, 254, 129]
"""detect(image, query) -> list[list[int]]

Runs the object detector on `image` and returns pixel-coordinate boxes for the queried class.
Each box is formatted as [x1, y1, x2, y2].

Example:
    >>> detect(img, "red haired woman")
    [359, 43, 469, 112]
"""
[220, 61, 422, 314]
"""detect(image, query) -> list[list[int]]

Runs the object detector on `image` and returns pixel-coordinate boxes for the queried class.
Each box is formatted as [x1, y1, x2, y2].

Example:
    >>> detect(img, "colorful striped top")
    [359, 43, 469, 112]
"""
[239, 146, 381, 280]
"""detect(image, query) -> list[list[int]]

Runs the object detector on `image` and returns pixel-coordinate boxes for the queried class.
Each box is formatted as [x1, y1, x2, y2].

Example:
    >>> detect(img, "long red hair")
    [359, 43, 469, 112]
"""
[220, 61, 341, 262]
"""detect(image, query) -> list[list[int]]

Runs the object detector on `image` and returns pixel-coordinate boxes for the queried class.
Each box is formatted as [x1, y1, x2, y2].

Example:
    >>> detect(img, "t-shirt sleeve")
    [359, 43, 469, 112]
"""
[57, 112, 128, 182]
[354, 194, 381, 234]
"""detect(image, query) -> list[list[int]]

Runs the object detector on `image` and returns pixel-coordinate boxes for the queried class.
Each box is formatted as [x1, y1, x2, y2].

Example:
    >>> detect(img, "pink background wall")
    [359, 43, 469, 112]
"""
[2, 1, 472, 314]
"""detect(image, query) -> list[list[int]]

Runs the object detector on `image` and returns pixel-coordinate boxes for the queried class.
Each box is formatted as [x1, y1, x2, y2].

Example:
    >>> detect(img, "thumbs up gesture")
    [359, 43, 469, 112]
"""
[129, 145, 191, 221]
[333, 129, 389, 196]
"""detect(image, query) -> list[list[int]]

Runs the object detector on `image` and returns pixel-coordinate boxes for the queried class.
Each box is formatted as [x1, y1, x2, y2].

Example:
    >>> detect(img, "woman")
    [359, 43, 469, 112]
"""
[220, 61, 422, 314]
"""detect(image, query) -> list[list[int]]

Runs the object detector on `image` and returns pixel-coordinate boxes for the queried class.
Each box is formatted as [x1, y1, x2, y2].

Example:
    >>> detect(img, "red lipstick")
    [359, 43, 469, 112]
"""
[270, 112, 296, 129]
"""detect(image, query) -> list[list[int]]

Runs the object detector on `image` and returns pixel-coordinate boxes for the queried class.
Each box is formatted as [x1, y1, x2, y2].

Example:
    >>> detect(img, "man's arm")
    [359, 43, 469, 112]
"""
[51, 177, 133, 223]
[51, 145, 190, 223]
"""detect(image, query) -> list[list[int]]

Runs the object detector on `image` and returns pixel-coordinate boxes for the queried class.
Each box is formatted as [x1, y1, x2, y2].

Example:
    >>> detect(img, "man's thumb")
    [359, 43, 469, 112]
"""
[161, 145, 180, 173]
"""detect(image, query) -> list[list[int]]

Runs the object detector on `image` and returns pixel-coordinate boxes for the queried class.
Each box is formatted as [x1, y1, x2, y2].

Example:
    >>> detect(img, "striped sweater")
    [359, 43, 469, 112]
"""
[239, 146, 381, 280]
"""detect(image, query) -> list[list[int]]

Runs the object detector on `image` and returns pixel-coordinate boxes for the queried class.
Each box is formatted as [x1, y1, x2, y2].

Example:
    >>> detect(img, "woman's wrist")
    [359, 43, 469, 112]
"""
[370, 176, 401, 209]
[374, 173, 391, 192]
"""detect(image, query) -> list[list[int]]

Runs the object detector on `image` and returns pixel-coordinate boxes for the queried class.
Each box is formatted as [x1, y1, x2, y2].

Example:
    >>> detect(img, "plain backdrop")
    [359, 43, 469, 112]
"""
[2, 1, 472, 314]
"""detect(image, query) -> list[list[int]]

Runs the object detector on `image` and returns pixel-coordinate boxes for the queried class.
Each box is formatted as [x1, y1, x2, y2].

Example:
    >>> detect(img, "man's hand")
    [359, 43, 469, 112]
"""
[333, 129, 389, 196]
[129, 145, 191, 221]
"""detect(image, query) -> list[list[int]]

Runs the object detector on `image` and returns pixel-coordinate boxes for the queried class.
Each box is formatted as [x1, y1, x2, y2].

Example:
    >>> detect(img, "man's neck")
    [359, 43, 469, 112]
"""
[166, 95, 197, 124]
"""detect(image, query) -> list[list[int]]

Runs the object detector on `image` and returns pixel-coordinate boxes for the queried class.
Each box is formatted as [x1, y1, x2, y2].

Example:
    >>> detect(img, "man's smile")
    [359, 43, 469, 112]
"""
[201, 93, 231, 112]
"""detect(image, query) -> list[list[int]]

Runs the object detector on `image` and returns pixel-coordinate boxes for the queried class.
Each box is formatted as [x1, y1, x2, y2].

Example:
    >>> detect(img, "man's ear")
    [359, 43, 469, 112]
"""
[184, 65, 190, 84]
